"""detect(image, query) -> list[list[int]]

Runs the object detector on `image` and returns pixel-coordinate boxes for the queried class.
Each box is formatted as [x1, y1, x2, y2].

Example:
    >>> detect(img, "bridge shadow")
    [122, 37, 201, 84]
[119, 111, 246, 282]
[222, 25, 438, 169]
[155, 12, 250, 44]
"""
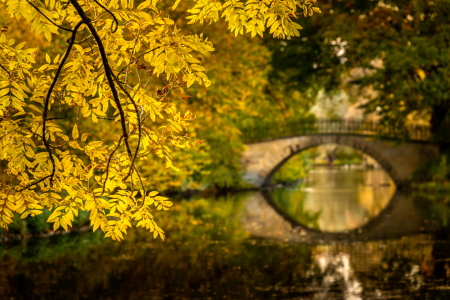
[240, 190, 440, 243]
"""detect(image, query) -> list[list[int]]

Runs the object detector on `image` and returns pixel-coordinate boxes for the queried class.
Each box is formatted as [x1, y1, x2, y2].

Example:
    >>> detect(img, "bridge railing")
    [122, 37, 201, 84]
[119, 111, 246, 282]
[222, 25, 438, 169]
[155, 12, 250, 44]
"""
[240, 118, 432, 144]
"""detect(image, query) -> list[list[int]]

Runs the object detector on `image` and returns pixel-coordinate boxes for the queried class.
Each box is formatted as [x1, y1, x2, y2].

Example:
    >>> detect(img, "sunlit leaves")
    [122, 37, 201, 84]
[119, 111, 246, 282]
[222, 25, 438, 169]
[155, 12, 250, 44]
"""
[185, 0, 320, 38]
[0, 0, 319, 241]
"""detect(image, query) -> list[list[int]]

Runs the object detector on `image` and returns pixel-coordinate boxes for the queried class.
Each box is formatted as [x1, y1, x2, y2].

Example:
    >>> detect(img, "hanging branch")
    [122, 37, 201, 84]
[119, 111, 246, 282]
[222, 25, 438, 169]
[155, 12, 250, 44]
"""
[102, 135, 124, 195]
[110, 73, 142, 181]
[69, 0, 133, 162]
[19, 20, 84, 192]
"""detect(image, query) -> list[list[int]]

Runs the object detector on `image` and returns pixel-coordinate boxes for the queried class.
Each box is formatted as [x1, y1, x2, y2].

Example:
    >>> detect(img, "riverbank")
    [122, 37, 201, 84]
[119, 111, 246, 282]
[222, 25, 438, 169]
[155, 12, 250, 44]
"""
[412, 181, 450, 193]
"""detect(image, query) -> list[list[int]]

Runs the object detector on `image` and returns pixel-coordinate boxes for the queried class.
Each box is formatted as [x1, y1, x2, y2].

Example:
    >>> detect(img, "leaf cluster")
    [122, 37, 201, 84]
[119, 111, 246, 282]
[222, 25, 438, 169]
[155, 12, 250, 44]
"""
[0, 0, 319, 239]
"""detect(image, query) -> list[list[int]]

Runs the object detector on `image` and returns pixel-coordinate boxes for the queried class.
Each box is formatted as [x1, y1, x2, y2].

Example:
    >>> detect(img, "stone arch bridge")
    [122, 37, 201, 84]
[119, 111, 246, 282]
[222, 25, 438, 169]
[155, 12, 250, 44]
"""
[239, 119, 439, 187]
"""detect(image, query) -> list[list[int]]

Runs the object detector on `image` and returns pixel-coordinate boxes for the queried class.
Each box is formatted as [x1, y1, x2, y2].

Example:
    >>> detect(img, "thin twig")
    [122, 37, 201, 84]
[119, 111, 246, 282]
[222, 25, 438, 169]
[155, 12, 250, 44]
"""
[62, 1, 71, 10]
[18, 175, 52, 192]
[19, 21, 84, 191]
[0, 64, 11, 78]
[118, 46, 161, 76]
[92, 0, 118, 33]
[134, 166, 147, 209]
[110, 72, 142, 181]
[102, 136, 124, 195]
[26, 0, 74, 32]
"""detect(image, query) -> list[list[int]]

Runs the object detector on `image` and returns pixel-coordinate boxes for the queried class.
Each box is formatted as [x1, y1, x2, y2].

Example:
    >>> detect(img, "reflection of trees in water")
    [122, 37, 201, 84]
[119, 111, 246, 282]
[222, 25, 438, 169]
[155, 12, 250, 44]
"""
[270, 167, 395, 232]
[271, 187, 321, 230]
[357, 169, 396, 218]
[413, 194, 450, 229]
[307, 235, 434, 299]
[0, 189, 446, 300]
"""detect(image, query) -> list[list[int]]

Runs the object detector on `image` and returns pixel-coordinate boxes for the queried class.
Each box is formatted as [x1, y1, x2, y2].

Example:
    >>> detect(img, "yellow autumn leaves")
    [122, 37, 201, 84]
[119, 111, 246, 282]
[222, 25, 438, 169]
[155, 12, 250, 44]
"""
[0, 0, 318, 240]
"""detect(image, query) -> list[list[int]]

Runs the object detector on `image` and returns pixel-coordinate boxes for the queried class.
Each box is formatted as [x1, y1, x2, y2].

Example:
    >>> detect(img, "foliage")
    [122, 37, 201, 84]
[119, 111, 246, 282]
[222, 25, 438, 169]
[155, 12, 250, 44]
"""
[266, 0, 450, 136]
[0, 0, 320, 239]
[413, 152, 450, 184]
[132, 13, 274, 190]
[333, 146, 362, 165]
[271, 186, 320, 229]
[413, 193, 450, 230]
[272, 151, 310, 184]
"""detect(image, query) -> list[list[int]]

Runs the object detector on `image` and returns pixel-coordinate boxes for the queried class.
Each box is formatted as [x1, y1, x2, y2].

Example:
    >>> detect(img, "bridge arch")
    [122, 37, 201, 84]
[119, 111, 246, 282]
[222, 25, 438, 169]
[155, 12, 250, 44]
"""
[240, 135, 439, 187]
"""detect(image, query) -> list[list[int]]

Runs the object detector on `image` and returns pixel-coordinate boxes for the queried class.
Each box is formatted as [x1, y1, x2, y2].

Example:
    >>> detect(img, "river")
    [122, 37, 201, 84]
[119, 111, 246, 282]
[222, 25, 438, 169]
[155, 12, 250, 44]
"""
[1, 166, 450, 299]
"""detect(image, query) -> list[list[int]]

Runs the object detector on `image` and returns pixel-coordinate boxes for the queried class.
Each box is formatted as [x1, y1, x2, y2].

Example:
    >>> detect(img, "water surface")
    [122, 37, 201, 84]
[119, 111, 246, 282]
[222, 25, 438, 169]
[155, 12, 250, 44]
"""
[270, 166, 396, 232]
[1, 168, 450, 299]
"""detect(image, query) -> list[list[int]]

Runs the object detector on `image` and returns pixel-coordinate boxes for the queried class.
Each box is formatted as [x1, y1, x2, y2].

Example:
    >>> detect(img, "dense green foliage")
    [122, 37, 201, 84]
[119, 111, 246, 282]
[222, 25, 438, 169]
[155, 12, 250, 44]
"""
[272, 152, 311, 184]
[267, 0, 450, 136]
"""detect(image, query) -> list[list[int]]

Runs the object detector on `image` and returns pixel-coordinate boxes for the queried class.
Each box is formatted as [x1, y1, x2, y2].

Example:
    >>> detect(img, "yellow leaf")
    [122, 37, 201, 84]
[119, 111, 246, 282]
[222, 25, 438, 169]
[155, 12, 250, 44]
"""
[61, 220, 68, 231]
[72, 124, 79, 140]
[53, 220, 60, 231]
[45, 53, 51, 64]
[171, 0, 181, 10]
[415, 69, 426, 80]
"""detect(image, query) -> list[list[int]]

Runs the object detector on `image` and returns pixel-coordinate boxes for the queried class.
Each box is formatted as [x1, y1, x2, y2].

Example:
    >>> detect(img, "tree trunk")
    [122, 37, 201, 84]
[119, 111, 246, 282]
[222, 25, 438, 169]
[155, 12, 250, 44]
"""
[431, 104, 450, 152]
[431, 105, 448, 134]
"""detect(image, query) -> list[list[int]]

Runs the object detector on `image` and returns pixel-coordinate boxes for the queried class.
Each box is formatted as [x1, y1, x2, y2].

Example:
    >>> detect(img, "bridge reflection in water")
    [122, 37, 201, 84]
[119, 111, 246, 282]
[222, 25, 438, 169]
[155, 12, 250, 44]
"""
[271, 167, 396, 232]
[241, 167, 438, 241]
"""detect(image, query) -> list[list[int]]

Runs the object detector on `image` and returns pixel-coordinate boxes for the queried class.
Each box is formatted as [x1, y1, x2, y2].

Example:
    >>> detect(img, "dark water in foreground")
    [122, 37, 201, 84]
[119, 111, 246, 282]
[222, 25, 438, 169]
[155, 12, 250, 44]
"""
[1, 167, 450, 299]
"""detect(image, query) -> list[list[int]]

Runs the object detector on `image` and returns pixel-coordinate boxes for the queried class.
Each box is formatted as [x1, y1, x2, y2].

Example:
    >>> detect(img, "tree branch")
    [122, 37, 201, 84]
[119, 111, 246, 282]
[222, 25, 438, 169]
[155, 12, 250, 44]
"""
[102, 135, 123, 195]
[92, 0, 118, 33]
[69, 0, 133, 163]
[19, 20, 84, 191]
[0, 64, 11, 78]
[110, 73, 142, 181]
[117, 46, 161, 76]
[26, 0, 74, 32]
[18, 175, 52, 192]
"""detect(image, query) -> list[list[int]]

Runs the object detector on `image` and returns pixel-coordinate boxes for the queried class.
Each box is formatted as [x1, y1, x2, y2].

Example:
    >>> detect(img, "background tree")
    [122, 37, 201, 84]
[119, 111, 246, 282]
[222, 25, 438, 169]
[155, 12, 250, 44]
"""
[267, 0, 450, 139]
[0, 0, 320, 239]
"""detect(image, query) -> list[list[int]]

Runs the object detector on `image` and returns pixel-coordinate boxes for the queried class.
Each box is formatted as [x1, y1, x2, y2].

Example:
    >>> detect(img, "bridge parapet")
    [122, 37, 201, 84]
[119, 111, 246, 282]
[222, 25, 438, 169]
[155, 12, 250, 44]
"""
[240, 118, 431, 144]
